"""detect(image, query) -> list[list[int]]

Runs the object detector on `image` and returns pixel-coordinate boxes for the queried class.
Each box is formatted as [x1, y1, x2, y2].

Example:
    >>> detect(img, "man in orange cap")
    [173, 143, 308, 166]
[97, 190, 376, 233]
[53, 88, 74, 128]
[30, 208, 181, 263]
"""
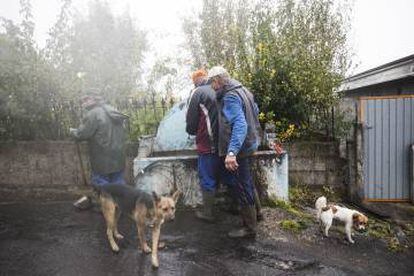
[186, 69, 219, 222]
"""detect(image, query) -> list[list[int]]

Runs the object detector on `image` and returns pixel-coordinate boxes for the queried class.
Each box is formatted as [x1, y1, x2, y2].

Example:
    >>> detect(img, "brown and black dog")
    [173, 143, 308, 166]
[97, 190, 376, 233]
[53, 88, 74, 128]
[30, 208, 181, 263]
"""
[98, 184, 180, 268]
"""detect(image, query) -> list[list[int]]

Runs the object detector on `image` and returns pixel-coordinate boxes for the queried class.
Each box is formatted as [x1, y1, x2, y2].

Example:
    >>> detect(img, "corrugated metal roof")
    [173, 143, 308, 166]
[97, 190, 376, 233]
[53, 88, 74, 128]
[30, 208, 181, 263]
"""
[339, 54, 414, 92]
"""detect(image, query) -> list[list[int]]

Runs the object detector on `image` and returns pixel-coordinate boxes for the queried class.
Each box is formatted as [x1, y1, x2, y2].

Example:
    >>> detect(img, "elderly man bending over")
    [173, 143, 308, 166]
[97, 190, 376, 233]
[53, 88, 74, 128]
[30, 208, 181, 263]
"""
[208, 66, 261, 238]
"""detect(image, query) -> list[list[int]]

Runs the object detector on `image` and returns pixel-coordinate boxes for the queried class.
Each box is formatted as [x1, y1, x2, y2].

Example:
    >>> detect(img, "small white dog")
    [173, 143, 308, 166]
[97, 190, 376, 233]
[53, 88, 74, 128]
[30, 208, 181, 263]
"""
[315, 196, 368, 244]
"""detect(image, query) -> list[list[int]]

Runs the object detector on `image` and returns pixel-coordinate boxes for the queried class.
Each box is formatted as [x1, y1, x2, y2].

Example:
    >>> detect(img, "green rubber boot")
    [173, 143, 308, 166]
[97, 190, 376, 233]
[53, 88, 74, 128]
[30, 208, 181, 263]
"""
[195, 190, 215, 223]
[254, 187, 263, 221]
[228, 205, 257, 238]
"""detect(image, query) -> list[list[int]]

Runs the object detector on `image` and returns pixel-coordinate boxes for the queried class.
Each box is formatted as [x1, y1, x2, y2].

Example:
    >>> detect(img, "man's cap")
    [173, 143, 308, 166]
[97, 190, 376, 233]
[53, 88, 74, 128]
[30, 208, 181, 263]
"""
[80, 88, 105, 106]
[208, 66, 228, 79]
[80, 94, 94, 102]
[191, 69, 208, 83]
[80, 88, 103, 103]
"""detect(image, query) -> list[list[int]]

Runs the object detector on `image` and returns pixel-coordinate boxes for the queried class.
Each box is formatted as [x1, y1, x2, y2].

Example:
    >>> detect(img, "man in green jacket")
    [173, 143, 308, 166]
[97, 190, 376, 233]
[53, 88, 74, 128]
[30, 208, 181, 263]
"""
[70, 93, 128, 210]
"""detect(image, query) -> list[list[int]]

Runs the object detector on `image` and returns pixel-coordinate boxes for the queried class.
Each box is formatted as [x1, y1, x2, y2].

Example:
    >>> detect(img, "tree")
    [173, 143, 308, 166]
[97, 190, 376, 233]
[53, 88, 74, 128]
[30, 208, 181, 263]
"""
[183, 0, 251, 72]
[0, 0, 63, 140]
[45, 0, 147, 103]
[183, 0, 353, 138]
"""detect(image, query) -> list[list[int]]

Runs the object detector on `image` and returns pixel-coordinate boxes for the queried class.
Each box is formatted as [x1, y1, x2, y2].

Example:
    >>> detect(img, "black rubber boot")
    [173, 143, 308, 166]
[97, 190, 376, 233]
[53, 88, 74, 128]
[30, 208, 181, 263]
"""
[253, 188, 263, 221]
[195, 190, 215, 223]
[228, 205, 257, 238]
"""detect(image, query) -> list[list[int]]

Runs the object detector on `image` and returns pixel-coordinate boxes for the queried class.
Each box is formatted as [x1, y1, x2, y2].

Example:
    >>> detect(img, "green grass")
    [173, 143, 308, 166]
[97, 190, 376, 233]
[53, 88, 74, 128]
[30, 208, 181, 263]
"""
[367, 220, 392, 239]
[280, 219, 308, 233]
[264, 198, 300, 216]
[264, 197, 313, 233]
[367, 219, 406, 252]
[387, 237, 403, 252]
[280, 219, 301, 232]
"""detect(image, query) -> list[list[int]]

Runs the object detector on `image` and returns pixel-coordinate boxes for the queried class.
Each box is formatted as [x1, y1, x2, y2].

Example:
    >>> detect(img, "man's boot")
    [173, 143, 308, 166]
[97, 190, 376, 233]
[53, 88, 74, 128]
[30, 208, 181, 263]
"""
[253, 188, 263, 221]
[73, 187, 100, 211]
[73, 195, 93, 211]
[195, 190, 215, 222]
[228, 205, 257, 238]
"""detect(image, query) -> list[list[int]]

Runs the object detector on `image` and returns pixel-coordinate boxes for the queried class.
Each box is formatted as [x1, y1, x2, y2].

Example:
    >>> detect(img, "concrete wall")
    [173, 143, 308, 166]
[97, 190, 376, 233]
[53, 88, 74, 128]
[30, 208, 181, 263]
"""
[0, 141, 345, 202]
[0, 141, 138, 201]
[284, 142, 346, 188]
[134, 151, 289, 206]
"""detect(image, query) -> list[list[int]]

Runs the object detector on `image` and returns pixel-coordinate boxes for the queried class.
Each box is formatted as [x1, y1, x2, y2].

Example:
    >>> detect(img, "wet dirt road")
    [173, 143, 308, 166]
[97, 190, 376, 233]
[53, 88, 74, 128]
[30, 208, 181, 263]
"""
[0, 202, 413, 276]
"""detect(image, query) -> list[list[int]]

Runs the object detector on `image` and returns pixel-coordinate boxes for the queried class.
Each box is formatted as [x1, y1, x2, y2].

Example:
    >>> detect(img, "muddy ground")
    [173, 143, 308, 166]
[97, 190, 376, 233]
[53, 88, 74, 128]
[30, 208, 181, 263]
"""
[0, 201, 414, 276]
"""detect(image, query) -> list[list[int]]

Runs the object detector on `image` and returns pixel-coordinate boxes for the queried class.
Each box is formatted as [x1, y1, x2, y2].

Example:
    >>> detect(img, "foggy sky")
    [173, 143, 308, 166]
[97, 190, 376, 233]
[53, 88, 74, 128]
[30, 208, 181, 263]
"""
[0, 0, 413, 75]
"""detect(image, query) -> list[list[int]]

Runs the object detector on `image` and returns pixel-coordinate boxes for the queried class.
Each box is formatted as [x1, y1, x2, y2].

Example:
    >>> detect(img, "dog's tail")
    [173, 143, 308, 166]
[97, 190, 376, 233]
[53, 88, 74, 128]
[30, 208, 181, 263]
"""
[315, 196, 327, 220]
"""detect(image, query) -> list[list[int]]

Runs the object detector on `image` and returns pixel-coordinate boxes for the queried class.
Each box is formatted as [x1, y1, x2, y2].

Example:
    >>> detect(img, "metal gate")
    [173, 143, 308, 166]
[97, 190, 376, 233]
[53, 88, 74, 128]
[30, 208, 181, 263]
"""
[361, 96, 414, 201]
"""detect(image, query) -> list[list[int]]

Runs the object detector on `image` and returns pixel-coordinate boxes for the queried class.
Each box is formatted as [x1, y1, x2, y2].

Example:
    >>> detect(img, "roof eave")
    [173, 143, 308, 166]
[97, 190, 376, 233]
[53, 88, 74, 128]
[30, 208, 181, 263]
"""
[339, 57, 414, 92]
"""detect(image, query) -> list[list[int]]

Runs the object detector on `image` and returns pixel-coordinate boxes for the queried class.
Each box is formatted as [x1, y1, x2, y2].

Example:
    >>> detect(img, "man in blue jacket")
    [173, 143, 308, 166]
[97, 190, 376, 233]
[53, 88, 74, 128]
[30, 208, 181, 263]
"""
[208, 66, 261, 238]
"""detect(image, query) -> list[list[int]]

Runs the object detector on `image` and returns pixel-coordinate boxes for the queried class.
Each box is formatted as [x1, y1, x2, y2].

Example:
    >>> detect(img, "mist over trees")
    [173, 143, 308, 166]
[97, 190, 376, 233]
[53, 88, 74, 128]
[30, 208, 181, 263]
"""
[45, 0, 147, 102]
[0, 0, 148, 140]
[183, 0, 353, 139]
[0, 0, 354, 141]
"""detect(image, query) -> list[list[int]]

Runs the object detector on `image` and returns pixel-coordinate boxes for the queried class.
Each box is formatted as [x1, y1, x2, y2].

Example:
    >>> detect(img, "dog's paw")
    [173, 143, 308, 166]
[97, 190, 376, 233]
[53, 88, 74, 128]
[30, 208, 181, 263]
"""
[111, 244, 120, 253]
[114, 233, 124, 240]
[158, 241, 166, 249]
[142, 244, 152, 254]
[349, 240, 355, 244]
[152, 258, 159, 269]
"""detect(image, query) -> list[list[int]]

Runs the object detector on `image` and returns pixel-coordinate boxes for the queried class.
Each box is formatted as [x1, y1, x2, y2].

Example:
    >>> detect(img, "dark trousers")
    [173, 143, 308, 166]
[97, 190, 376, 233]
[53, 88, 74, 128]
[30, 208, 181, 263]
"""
[198, 153, 221, 192]
[91, 170, 126, 187]
[221, 157, 255, 206]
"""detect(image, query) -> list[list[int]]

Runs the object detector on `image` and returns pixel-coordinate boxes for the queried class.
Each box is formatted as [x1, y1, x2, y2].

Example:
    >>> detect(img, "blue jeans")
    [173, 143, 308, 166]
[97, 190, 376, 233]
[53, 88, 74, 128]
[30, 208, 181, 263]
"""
[198, 153, 221, 192]
[91, 170, 126, 187]
[221, 157, 255, 206]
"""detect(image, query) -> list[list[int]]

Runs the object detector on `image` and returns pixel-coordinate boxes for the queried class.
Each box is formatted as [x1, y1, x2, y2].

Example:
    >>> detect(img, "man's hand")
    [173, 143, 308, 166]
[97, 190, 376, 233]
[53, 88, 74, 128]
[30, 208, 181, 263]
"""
[274, 142, 283, 156]
[225, 154, 238, 172]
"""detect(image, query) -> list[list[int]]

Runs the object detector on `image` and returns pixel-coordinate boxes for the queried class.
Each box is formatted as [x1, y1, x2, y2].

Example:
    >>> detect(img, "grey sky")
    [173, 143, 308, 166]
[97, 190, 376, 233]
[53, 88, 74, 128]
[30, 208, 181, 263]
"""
[351, 0, 414, 73]
[1, 0, 413, 75]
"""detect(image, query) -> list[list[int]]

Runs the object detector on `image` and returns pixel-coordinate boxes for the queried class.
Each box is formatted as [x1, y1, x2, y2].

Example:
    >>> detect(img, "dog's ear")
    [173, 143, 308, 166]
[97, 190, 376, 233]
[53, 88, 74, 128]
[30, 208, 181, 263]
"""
[171, 190, 180, 203]
[352, 213, 360, 222]
[152, 191, 161, 203]
[321, 206, 330, 212]
[359, 213, 368, 223]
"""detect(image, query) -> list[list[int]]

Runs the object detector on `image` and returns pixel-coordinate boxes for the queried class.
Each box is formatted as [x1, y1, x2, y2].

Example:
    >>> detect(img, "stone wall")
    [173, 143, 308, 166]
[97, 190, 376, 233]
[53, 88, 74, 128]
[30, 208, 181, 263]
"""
[0, 141, 345, 202]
